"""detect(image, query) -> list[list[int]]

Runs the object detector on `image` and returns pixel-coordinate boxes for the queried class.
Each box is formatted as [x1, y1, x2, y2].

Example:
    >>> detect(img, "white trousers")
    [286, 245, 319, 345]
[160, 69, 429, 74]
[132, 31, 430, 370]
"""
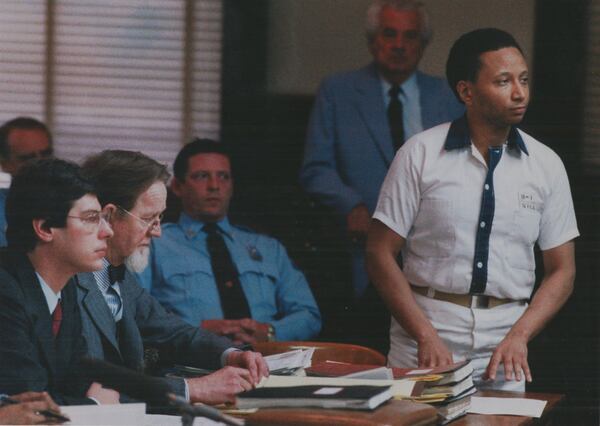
[387, 292, 528, 391]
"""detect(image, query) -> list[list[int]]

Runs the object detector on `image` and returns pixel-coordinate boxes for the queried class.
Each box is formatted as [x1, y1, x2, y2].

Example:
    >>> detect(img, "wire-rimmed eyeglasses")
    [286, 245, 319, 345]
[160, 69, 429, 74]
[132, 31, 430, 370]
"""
[116, 205, 163, 232]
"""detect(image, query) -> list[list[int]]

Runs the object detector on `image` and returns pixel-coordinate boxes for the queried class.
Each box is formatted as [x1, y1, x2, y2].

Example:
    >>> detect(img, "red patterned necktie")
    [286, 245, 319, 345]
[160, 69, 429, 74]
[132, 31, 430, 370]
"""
[52, 301, 63, 338]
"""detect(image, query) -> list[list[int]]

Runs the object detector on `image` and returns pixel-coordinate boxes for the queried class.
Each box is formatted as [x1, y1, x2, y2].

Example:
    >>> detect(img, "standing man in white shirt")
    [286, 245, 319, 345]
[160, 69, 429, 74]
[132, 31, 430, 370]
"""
[367, 28, 579, 390]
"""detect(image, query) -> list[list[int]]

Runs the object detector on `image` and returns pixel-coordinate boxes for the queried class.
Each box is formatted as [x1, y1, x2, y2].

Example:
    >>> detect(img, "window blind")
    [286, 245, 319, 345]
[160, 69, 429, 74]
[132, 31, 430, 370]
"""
[0, 0, 46, 122]
[53, 0, 186, 165]
[191, 0, 221, 140]
[0, 0, 222, 167]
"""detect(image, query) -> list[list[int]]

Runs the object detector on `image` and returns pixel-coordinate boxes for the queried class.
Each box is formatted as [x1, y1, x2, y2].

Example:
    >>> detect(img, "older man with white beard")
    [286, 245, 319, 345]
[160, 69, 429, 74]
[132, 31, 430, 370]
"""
[74, 150, 268, 406]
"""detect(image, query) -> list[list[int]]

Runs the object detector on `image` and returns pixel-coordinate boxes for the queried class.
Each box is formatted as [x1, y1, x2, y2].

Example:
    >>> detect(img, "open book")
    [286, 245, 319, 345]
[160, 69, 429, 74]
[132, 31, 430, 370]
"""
[237, 384, 393, 410]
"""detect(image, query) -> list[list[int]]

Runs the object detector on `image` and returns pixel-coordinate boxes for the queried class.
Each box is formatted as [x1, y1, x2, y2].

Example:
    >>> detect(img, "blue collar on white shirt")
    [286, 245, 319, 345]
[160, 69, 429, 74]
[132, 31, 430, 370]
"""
[443, 114, 529, 155]
[36, 272, 61, 314]
[178, 213, 234, 241]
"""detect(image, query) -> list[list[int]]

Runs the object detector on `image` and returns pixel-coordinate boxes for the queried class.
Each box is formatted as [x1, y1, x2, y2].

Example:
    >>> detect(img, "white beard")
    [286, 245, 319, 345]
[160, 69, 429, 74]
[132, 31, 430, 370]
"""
[124, 246, 150, 273]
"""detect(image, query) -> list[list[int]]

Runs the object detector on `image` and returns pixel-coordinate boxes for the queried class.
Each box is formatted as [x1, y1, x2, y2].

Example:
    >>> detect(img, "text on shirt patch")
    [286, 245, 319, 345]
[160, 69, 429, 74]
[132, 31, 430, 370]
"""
[518, 192, 541, 212]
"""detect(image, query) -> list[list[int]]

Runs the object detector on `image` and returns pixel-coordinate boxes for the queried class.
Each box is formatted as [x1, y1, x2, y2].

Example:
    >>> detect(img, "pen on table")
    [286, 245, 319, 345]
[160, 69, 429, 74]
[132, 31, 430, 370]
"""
[0, 394, 70, 423]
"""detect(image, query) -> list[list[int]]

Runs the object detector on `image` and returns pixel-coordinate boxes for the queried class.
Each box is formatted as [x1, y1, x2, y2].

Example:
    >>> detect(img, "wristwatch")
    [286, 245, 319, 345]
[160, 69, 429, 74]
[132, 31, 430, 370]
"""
[267, 324, 276, 342]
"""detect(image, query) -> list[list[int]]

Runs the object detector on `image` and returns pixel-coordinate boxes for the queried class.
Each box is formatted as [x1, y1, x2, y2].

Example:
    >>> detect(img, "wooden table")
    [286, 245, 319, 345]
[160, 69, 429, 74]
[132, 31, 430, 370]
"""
[244, 390, 564, 426]
[454, 390, 564, 425]
[245, 399, 438, 426]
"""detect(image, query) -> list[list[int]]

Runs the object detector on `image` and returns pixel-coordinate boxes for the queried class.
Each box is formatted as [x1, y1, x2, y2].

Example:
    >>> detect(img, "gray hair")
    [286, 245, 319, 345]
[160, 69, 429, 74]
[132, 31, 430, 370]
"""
[365, 0, 432, 45]
[82, 150, 170, 211]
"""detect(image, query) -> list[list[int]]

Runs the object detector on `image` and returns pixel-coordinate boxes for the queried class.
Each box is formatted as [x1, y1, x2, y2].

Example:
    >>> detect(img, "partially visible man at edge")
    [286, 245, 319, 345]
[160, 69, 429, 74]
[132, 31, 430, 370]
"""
[0, 117, 53, 247]
[0, 158, 118, 404]
[75, 150, 268, 405]
[367, 28, 578, 390]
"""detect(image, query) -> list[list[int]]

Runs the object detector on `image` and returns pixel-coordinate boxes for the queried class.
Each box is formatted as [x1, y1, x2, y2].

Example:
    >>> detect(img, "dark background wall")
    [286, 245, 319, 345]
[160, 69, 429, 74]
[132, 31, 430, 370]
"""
[523, 0, 598, 422]
[221, 0, 598, 422]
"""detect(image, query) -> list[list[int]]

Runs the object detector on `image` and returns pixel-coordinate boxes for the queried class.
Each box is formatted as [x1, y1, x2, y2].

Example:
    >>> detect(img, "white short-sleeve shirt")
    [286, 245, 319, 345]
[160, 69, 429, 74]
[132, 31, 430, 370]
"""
[373, 116, 579, 300]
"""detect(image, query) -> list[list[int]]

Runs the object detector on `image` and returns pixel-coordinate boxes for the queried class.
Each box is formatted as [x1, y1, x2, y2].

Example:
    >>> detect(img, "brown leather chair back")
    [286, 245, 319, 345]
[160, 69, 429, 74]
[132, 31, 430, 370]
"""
[254, 341, 386, 365]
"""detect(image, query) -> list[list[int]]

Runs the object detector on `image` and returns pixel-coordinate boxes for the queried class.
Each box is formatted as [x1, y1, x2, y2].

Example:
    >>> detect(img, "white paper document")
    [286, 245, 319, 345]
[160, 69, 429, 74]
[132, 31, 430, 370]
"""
[144, 414, 227, 425]
[468, 396, 547, 418]
[61, 405, 229, 426]
[264, 348, 315, 373]
[61, 403, 146, 425]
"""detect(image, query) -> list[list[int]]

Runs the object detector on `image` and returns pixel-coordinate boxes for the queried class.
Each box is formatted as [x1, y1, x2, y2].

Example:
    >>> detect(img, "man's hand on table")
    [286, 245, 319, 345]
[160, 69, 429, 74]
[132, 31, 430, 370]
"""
[0, 392, 63, 425]
[483, 333, 532, 383]
[417, 333, 454, 367]
[225, 350, 269, 385]
[187, 367, 254, 405]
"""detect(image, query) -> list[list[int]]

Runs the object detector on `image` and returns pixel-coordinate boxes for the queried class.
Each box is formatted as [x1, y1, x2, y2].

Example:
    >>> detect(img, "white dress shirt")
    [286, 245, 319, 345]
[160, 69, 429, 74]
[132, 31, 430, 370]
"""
[380, 72, 424, 141]
[374, 117, 579, 299]
[36, 272, 61, 314]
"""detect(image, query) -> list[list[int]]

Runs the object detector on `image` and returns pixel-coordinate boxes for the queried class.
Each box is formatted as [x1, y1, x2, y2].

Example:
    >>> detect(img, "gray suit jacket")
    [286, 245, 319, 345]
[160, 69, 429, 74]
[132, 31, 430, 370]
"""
[76, 269, 235, 397]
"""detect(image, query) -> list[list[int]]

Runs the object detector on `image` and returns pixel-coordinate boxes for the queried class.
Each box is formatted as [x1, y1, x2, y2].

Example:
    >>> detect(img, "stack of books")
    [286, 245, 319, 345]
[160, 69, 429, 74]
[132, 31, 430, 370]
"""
[394, 360, 475, 424]
[306, 359, 476, 423]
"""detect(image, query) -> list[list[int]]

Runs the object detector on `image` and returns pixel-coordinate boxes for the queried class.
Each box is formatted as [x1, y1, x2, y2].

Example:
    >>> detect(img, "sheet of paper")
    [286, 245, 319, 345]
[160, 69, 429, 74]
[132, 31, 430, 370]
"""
[258, 373, 415, 397]
[144, 414, 227, 425]
[406, 368, 432, 375]
[61, 403, 146, 425]
[344, 366, 393, 380]
[468, 396, 547, 418]
[264, 348, 315, 372]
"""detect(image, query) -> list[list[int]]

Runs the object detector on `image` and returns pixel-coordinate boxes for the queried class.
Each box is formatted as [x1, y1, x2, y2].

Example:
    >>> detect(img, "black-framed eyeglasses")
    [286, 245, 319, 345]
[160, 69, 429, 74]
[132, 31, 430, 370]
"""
[116, 205, 163, 231]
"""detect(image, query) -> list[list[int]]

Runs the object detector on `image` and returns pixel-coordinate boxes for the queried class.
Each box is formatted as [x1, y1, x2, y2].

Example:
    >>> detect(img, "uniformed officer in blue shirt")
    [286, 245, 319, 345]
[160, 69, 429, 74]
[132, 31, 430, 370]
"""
[139, 139, 321, 344]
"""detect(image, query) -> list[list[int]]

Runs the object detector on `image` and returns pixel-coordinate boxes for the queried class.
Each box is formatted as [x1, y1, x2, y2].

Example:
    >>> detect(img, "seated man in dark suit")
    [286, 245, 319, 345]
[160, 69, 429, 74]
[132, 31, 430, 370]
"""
[0, 158, 118, 405]
[76, 150, 268, 405]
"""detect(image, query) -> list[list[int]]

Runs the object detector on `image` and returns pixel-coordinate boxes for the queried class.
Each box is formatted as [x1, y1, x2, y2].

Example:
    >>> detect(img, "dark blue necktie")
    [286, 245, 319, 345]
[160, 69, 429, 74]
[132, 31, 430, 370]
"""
[388, 85, 405, 150]
[204, 223, 251, 319]
[108, 264, 126, 285]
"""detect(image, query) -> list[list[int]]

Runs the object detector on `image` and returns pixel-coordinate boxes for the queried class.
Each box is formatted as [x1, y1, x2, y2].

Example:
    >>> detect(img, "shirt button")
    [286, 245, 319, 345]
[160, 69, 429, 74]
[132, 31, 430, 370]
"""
[484, 184, 490, 190]
[480, 221, 486, 228]
[477, 262, 483, 268]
